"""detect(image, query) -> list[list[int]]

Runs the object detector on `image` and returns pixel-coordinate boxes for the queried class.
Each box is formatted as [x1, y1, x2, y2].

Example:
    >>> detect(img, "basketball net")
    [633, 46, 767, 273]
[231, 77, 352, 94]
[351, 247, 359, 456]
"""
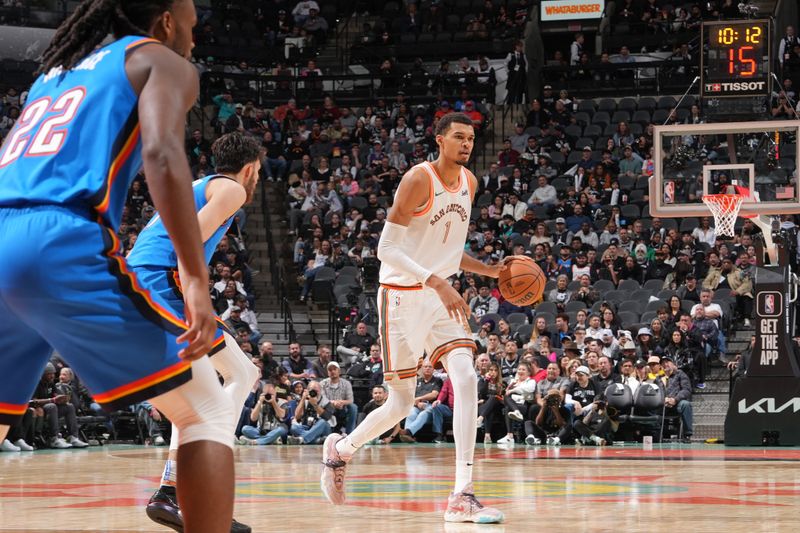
[702, 194, 744, 237]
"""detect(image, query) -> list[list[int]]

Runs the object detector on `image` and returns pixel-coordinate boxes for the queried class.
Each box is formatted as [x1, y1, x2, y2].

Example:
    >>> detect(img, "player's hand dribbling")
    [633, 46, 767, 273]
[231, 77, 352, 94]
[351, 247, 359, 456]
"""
[427, 274, 471, 332]
[483, 256, 513, 279]
[177, 279, 217, 361]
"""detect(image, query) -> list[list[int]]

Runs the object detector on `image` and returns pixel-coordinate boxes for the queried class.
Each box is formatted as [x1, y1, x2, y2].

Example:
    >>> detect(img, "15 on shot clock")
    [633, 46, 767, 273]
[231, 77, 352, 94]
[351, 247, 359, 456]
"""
[701, 19, 771, 98]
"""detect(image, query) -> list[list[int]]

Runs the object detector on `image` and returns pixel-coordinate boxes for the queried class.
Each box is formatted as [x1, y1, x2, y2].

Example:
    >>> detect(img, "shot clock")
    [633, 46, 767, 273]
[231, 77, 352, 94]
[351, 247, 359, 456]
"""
[701, 20, 771, 98]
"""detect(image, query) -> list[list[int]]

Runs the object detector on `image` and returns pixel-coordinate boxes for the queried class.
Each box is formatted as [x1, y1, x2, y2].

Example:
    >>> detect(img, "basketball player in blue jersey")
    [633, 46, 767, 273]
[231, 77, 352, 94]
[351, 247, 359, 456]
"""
[0, 1, 237, 532]
[128, 132, 261, 533]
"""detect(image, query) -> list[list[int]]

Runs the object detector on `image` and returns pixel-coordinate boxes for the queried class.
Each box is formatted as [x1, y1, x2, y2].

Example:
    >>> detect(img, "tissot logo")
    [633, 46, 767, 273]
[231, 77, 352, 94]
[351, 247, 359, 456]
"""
[705, 81, 766, 92]
[738, 397, 800, 414]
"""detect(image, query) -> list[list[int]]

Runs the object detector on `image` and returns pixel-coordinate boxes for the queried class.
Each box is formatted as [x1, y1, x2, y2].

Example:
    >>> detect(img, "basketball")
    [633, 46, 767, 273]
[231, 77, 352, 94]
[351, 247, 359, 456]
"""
[498, 256, 546, 307]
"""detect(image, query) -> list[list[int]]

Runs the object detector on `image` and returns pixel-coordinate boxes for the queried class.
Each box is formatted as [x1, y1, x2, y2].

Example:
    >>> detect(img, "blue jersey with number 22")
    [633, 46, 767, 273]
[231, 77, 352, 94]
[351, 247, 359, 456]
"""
[0, 35, 160, 229]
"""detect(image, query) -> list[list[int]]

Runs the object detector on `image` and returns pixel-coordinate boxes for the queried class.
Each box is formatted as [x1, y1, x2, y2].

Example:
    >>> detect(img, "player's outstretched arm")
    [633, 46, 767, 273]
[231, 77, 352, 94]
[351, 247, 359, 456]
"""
[129, 46, 214, 360]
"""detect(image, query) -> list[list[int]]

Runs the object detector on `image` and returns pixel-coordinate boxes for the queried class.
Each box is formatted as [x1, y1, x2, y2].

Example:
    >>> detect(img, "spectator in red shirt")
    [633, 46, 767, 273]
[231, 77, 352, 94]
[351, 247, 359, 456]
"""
[434, 100, 454, 120]
[497, 139, 520, 166]
[463, 101, 483, 131]
[430, 377, 455, 443]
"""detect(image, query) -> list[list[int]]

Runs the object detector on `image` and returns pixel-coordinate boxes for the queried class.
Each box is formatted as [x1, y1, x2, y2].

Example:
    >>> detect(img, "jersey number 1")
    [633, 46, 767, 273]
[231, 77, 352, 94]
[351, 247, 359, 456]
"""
[0, 87, 86, 168]
[443, 220, 452, 244]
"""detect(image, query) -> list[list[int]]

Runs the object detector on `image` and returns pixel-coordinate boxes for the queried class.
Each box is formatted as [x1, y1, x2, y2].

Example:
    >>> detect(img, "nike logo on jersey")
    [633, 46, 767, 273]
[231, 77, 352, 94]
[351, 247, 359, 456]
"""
[461, 189, 469, 196]
[435, 191, 445, 196]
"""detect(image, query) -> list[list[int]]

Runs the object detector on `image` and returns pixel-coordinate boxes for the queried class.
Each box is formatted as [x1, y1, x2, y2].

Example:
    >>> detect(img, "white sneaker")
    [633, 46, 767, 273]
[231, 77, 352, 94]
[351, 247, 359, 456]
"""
[507, 410, 524, 421]
[496, 434, 515, 445]
[590, 435, 606, 446]
[50, 437, 71, 449]
[525, 434, 541, 446]
[483, 434, 492, 444]
[546, 437, 561, 446]
[153, 436, 165, 446]
[1, 439, 20, 452]
[13, 439, 34, 451]
[68, 435, 89, 448]
[744, 318, 752, 327]
[476, 416, 484, 428]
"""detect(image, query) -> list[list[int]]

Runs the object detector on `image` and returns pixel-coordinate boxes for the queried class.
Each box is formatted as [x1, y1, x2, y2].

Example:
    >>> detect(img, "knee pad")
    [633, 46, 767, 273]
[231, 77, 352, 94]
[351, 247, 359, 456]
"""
[150, 357, 235, 450]
[212, 332, 260, 387]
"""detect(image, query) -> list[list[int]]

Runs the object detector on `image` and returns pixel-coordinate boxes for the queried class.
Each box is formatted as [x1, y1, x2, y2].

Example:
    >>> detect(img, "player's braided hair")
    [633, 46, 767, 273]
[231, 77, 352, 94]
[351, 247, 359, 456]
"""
[39, 0, 174, 74]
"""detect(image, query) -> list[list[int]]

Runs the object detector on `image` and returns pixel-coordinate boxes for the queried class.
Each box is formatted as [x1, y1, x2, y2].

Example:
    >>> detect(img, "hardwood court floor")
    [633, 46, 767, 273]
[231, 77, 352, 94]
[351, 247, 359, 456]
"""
[2, 443, 800, 532]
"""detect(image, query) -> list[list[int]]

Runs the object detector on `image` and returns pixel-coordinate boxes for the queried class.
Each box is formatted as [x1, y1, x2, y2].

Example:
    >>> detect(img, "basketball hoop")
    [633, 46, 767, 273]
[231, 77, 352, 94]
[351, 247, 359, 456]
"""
[702, 194, 744, 237]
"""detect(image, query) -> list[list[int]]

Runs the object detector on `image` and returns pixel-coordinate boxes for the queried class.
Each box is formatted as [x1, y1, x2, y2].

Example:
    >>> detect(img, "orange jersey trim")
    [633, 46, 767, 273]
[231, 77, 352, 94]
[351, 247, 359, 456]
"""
[379, 288, 392, 372]
[429, 339, 478, 368]
[125, 37, 161, 51]
[96, 124, 140, 214]
[426, 161, 462, 193]
[93, 359, 192, 404]
[467, 170, 476, 199]
[412, 168, 435, 217]
[0, 402, 28, 416]
[380, 283, 423, 291]
[104, 229, 188, 332]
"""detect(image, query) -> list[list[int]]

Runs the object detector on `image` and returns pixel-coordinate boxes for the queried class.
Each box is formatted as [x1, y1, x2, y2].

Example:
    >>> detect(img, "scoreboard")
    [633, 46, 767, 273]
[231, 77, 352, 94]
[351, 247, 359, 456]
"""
[701, 19, 771, 99]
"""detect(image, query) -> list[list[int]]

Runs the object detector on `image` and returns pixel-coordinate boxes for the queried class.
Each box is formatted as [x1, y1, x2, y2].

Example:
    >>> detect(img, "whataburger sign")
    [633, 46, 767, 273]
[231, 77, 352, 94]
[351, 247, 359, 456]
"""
[541, 0, 605, 21]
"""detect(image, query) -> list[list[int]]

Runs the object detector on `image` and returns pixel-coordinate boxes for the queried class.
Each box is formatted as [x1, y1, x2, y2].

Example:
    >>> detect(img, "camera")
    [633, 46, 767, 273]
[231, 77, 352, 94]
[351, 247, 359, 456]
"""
[595, 400, 606, 410]
[308, 389, 318, 398]
[264, 393, 272, 401]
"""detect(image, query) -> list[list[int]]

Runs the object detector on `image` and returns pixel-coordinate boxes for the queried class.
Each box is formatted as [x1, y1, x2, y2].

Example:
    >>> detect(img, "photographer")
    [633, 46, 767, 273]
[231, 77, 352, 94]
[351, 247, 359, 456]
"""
[527, 389, 572, 446]
[239, 383, 289, 445]
[573, 396, 616, 446]
[289, 381, 334, 444]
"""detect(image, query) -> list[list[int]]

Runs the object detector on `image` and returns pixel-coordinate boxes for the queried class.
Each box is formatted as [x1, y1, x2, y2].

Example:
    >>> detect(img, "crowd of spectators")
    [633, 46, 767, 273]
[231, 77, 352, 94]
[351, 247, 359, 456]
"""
[4, 2, 800, 453]
[358, 0, 529, 44]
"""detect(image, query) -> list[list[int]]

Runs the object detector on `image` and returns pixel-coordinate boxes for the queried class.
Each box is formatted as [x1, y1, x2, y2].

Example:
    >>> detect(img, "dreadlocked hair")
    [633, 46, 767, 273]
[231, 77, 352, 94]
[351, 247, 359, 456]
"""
[38, 0, 174, 74]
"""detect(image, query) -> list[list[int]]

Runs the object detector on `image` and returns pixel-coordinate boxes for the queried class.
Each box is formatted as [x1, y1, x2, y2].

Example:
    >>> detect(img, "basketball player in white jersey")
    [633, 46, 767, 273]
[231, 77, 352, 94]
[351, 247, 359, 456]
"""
[320, 113, 505, 523]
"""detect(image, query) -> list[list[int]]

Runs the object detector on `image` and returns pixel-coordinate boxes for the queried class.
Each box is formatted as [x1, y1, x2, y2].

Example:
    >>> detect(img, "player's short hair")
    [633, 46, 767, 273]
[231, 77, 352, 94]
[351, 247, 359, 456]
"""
[435, 112, 474, 136]
[212, 133, 261, 174]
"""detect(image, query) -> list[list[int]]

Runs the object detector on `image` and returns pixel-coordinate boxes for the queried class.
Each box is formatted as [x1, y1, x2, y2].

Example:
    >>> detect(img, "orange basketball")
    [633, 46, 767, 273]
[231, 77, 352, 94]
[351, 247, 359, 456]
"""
[498, 256, 546, 307]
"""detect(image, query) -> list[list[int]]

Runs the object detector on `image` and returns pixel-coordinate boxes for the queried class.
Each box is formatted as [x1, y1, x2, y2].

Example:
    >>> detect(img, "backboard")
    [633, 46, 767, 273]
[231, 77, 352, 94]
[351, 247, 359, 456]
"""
[649, 120, 800, 218]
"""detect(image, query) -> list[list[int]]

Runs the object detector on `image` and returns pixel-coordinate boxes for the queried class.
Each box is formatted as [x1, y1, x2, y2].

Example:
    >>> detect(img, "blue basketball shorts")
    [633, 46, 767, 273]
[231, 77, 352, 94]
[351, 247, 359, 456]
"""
[0, 206, 197, 425]
[132, 265, 230, 356]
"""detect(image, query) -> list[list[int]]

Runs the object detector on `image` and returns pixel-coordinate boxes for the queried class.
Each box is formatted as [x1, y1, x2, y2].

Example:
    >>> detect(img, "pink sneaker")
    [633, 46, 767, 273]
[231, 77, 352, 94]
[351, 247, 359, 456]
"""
[444, 483, 504, 523]
[320, 434, 350, 505]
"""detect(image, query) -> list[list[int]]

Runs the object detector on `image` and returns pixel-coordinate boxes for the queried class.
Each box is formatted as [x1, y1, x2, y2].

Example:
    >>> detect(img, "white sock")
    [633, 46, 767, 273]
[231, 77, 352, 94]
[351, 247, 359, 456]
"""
[160, 459, 177, 488]
[335, 379, 416, 457]
[445, 350, 478, 494]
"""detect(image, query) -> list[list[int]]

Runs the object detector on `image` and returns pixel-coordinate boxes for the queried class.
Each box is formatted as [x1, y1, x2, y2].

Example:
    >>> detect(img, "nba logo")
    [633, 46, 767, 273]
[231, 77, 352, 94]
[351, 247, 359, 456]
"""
[664, 181, 675, 204]
[758, 291, 782, 318]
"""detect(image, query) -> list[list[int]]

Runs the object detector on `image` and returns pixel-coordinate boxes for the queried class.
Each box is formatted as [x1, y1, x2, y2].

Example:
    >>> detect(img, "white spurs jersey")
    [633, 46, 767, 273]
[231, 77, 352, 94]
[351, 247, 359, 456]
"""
[380, 162, 473, 286]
